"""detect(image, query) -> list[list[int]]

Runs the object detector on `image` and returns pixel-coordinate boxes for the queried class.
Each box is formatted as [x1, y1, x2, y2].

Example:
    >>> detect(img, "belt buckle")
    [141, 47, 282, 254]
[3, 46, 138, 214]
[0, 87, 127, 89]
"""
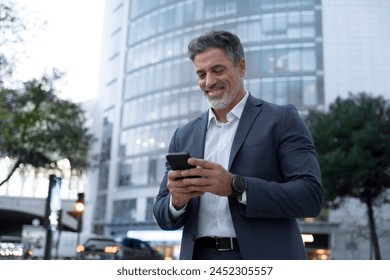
[215, 237, 233, 252]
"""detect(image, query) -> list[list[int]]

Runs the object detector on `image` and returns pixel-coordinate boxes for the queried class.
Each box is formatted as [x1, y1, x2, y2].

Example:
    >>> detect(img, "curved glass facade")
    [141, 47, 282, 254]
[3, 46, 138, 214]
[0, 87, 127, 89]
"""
[95, 0, 324, 237]
[120, 0, 323, 185]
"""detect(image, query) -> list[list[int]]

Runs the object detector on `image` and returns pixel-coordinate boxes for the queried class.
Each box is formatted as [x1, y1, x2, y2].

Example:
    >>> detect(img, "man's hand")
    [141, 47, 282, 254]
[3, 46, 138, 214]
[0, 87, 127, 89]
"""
[167, 169, 204, 210]
[181, 157, 234, 196]
[167, 157, 234, 209]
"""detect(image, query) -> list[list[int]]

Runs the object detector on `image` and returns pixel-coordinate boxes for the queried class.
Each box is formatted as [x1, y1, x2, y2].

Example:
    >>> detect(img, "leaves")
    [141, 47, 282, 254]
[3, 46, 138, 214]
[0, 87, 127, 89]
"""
[0, 72, 93, 186]
[306, 92, 390, 206]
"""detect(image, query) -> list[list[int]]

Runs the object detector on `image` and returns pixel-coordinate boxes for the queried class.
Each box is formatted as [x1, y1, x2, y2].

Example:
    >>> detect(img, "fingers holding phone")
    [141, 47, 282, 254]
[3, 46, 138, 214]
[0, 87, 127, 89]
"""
[166, 152, 201, 178]
[166, 152, 204, 208]
[167, 171, 204, 209]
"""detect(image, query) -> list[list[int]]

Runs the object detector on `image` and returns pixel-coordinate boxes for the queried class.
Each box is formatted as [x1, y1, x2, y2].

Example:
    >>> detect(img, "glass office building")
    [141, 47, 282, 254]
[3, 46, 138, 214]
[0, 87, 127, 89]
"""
[90, 0, 390, 259]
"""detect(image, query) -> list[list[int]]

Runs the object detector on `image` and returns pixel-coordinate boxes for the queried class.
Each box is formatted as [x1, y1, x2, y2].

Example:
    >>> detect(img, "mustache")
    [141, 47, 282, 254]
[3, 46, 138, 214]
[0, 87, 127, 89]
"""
[204, 83, 225, 93]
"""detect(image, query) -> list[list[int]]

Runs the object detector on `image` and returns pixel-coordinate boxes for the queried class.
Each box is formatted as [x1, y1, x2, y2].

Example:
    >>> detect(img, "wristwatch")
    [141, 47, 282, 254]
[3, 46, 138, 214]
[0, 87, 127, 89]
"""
[230, 174, 247, 198]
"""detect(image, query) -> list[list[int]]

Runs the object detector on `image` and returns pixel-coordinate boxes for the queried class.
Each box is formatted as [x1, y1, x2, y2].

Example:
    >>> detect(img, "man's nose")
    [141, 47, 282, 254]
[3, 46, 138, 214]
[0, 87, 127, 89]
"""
[205, 74, 216, 89]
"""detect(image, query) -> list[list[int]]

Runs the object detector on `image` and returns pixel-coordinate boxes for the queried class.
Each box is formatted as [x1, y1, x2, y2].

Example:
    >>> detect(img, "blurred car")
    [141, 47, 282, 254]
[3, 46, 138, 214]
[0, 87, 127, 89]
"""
[76, 237, 122, 260]
[121, 237, 163, 260]
[76, 236, 163, 260]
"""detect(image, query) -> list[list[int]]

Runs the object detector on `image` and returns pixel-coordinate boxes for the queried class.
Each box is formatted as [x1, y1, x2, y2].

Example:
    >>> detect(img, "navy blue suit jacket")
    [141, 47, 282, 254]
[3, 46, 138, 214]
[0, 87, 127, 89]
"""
[153, 94, 323, 259]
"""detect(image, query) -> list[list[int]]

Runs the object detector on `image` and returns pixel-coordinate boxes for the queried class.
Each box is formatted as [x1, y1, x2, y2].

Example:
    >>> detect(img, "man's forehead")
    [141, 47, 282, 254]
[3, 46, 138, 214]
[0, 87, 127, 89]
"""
[194, 48, 232, 65]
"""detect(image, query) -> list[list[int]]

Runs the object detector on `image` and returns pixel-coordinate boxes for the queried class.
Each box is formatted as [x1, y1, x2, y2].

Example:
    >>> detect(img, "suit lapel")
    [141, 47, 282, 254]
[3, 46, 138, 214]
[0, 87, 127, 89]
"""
[228, 95, 263, 169]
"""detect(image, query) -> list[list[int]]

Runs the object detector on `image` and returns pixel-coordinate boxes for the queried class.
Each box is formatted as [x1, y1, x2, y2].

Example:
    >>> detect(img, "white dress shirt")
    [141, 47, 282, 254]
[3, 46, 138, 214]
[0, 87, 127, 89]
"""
[170, 92, 249, 238]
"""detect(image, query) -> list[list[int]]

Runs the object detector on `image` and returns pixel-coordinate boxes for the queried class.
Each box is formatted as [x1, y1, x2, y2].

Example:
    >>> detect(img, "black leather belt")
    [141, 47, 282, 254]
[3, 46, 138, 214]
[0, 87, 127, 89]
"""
[195, 237, 239, 251]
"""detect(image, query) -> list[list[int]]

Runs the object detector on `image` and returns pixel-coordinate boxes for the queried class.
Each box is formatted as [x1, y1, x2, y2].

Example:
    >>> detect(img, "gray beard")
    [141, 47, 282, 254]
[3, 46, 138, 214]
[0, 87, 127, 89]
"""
[205, 83, 241, 110]
[206, 93, 234, 109]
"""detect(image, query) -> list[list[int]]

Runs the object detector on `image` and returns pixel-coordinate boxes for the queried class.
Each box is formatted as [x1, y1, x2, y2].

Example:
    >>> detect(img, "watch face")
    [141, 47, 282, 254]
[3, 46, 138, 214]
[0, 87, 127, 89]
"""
[234, 175, 247, 192]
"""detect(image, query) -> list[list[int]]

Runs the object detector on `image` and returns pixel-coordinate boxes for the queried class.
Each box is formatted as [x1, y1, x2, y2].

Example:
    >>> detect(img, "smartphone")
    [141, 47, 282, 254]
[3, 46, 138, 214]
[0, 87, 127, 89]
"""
[166, 152, 196, 170]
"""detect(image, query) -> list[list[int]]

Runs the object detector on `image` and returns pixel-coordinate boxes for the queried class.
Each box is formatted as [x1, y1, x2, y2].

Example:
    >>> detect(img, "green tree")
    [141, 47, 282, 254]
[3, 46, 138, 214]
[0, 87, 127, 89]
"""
[305, 92, 390, 260]
[0, 71, 94, 187]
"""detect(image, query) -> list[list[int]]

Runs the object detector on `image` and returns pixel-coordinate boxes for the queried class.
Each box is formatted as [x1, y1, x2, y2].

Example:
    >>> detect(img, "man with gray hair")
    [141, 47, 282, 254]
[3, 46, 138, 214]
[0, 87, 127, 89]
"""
[153, 30, 323, 260]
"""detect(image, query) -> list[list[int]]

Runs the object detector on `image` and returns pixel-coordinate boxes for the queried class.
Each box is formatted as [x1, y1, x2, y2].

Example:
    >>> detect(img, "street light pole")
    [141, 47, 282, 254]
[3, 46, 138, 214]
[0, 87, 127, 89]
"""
[68, 192, 85, 258]
[76, 215, 82, 250]
[43, 175, 56, 260]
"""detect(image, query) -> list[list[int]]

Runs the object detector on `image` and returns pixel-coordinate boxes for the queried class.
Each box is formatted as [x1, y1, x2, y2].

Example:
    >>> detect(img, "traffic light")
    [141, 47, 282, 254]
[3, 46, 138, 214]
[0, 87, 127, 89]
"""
[67, 192, 85, 219]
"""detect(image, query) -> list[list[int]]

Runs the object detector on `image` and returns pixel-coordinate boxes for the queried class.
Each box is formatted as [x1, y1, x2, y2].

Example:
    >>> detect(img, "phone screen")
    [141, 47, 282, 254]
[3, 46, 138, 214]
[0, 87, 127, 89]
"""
[166, 152, 195, 170]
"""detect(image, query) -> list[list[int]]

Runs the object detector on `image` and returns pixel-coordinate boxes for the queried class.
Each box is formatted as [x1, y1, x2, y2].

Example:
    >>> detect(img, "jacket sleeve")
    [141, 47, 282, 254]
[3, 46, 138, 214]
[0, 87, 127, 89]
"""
[153, 129, 187, 230]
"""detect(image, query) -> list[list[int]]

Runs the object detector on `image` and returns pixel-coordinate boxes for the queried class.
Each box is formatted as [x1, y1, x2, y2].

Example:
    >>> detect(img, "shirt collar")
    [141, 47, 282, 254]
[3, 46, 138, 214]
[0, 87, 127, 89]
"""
[208, 91, 249, 127]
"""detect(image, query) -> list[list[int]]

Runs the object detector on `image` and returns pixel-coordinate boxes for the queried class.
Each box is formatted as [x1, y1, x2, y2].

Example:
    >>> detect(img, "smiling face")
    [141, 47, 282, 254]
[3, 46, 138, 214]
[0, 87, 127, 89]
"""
[193, 47, 246, 120]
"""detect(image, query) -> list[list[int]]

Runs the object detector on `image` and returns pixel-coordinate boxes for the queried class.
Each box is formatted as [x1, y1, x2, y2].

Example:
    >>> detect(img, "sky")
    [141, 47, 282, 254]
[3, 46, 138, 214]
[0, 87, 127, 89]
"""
[12, 0, 106, 103]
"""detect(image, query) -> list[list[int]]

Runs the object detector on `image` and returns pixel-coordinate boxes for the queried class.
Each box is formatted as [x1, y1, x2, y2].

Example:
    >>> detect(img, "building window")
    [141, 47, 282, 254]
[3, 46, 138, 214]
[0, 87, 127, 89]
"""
[262, 15, 274, 40]
[145, 197, 155, 222]
[117, 156, 166, 187]
[275, 47, 288, 73]
[260, 49, 275, 74]
[303, 77, 317, 106]
[93, 194, 107, 220]
[301, 48, 316, 71]
[101, 110, 114, 161]
[127, 158, 148, 186]
[118, 163, 132, 186]
[148, 158, 158, 184]
[246, 51, 261, 77]
[275, 78, 288, 105]
[274, 13, 287, 39]
[112, 199, 137, 224]
[261, 78, 274, 102]
[98, 164, 109, 190]
[288, 77, 302, 106]
[288, 48, 301, 72]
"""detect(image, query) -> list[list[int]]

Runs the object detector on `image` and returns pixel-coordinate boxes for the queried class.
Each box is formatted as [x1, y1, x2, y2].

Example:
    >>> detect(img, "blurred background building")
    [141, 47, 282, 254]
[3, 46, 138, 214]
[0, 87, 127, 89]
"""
[1, 0, 389, 260]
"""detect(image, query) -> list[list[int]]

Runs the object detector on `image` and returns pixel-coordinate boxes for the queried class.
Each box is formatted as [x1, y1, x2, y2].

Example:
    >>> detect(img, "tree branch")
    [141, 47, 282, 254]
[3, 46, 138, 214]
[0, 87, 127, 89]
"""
[0, 158, 22, 187]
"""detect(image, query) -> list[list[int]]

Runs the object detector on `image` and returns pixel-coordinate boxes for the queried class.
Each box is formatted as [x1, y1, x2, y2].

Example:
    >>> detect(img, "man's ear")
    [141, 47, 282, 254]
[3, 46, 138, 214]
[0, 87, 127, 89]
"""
[239, 58, 246, 77]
